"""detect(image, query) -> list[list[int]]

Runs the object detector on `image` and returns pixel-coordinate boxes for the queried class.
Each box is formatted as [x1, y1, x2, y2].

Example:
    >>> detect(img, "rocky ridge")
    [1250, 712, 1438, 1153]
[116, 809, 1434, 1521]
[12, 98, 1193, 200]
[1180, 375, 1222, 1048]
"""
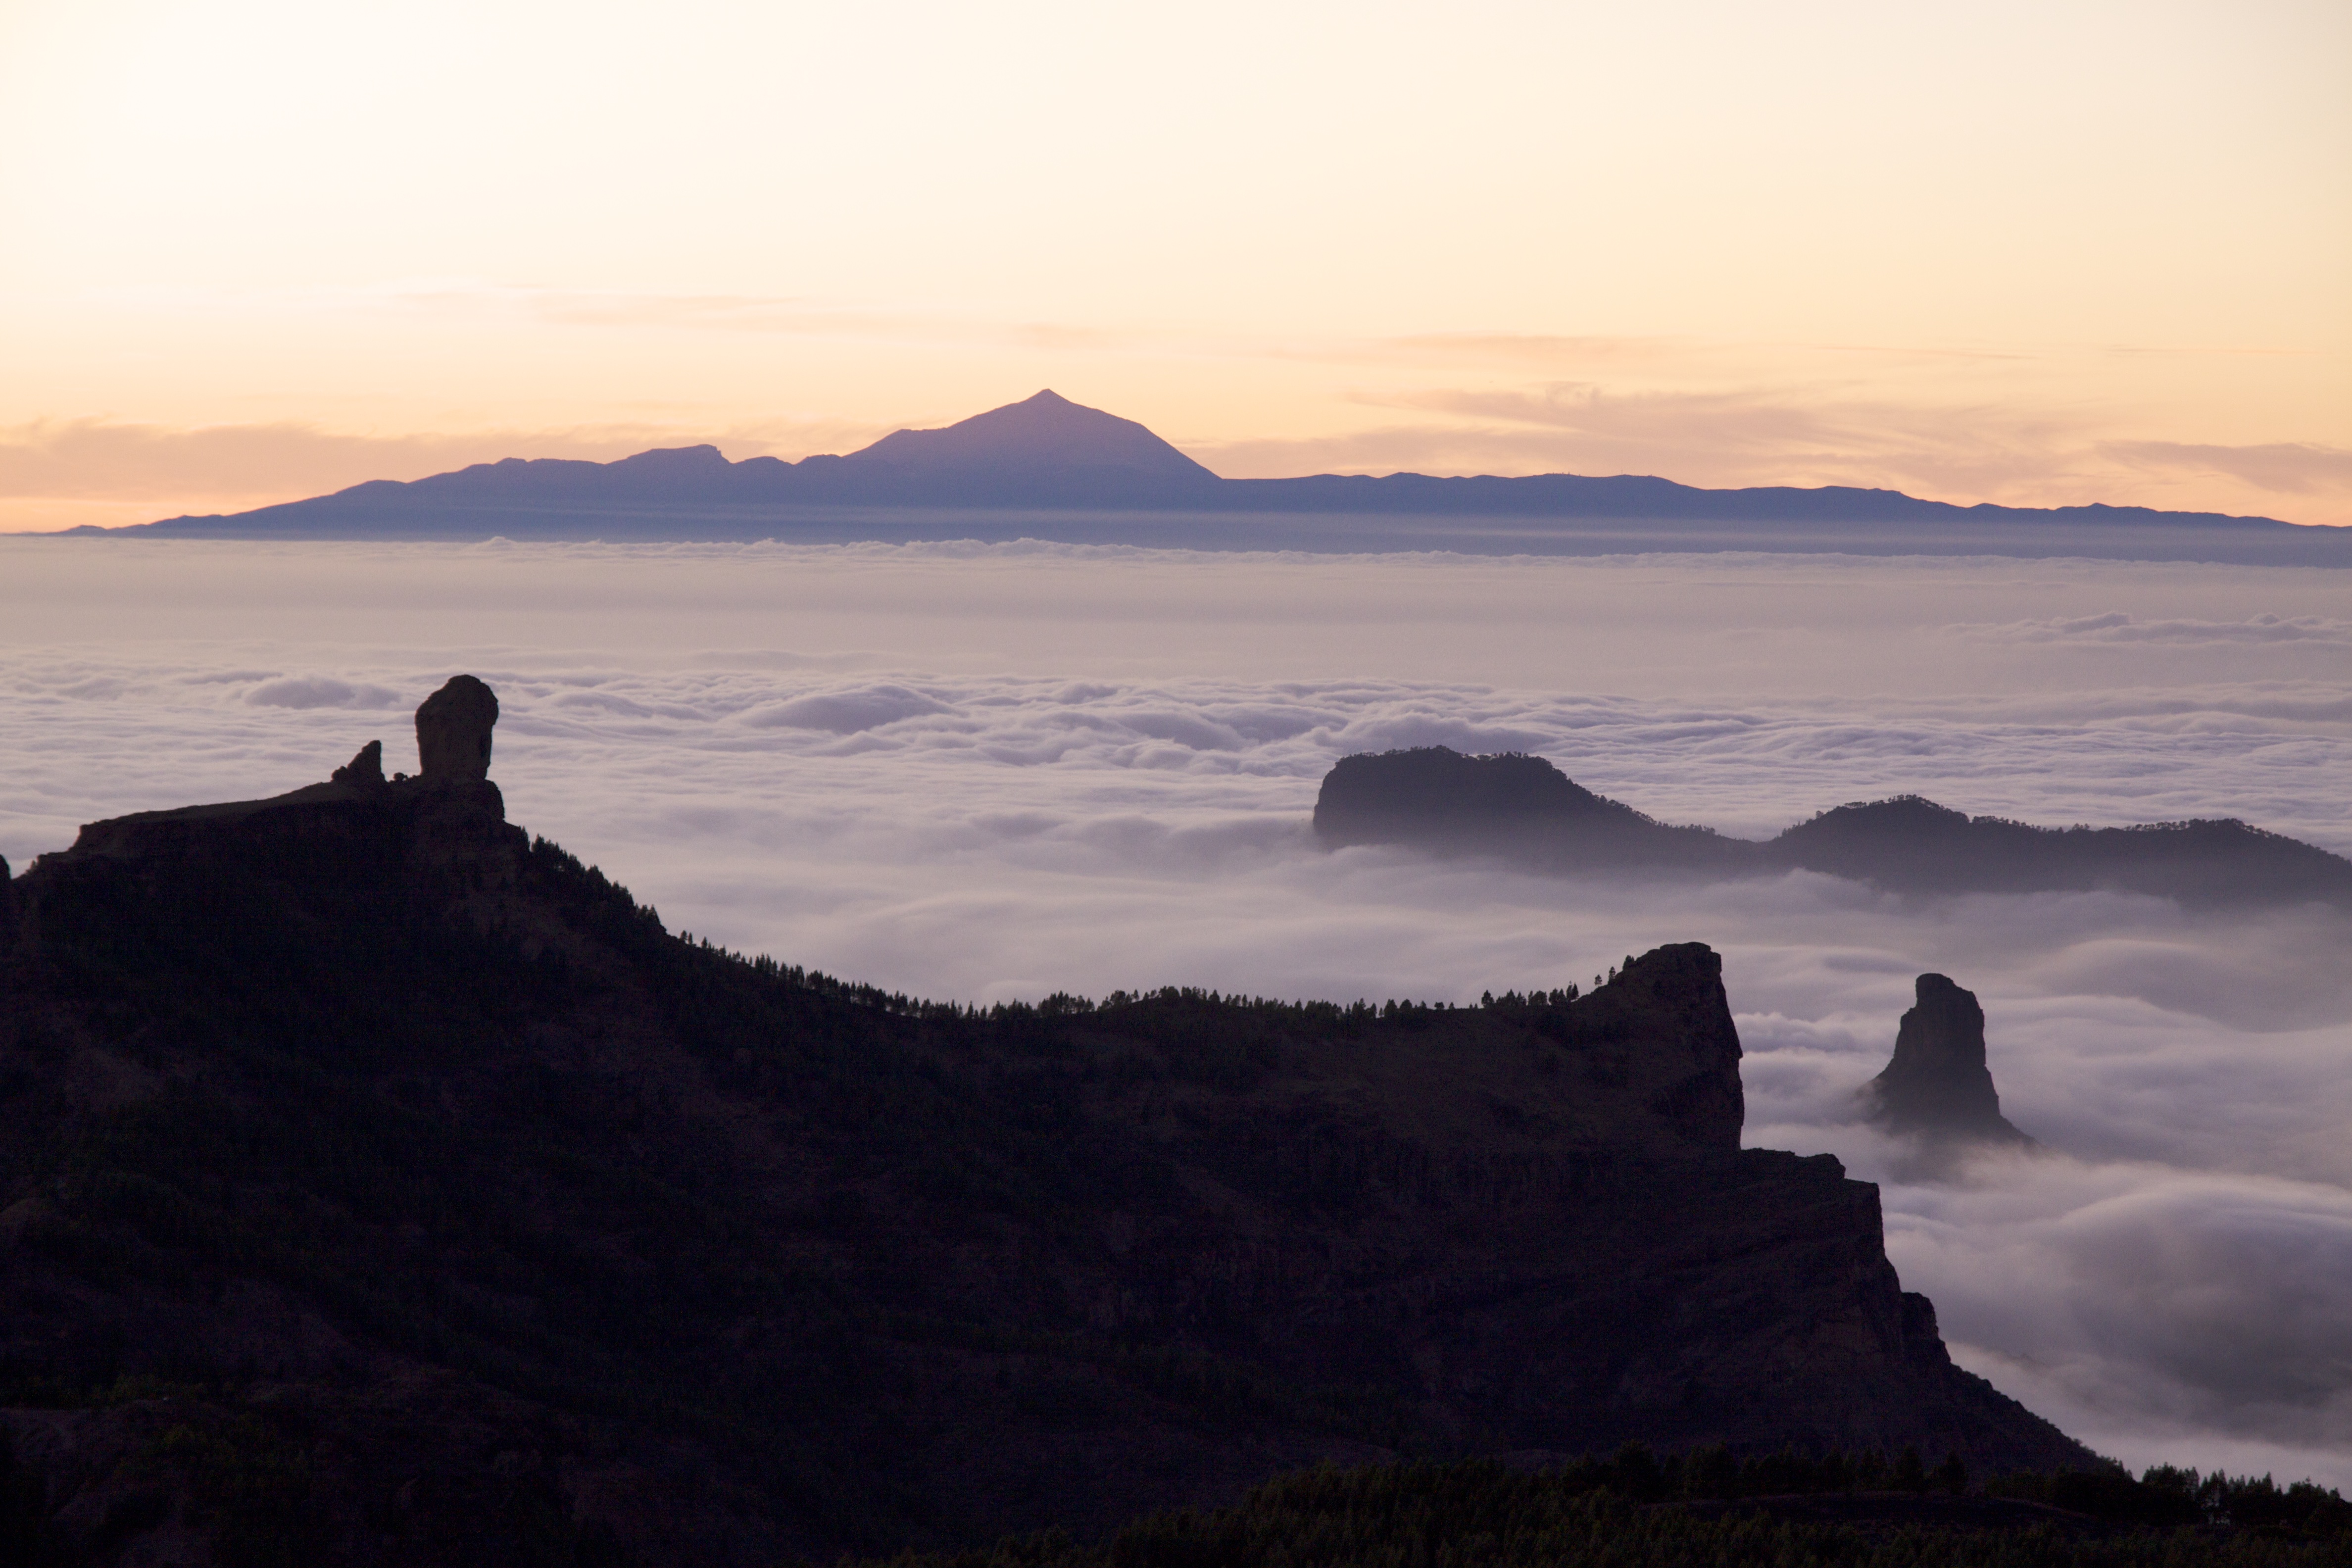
[1313, 747, 2352, 907]
[1, 686, 2087, 1564]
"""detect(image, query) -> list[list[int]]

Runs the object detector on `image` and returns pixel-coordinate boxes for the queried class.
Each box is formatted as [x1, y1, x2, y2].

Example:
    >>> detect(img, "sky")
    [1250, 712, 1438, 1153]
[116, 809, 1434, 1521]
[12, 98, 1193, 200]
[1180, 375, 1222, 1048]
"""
[6, 537, 2352, 1484]
[2, 0, 2349, 532]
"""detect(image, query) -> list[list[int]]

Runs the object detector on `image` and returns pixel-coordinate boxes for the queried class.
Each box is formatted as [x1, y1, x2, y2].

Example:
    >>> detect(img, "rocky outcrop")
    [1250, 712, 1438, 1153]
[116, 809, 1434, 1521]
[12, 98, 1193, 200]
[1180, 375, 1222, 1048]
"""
[415, 673, 498, 780]
[0, 720, 2090, 1563]
[26, 679, 511, 875]
[1862, 974, 2033, 1145]
[331, 738, 386, 788]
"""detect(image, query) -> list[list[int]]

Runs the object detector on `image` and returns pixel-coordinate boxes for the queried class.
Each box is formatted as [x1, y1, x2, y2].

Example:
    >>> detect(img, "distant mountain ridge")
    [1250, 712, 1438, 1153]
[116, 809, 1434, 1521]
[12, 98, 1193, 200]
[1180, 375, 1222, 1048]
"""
[76, 391, 2349, 563]
[1313, 747, 2352, 907]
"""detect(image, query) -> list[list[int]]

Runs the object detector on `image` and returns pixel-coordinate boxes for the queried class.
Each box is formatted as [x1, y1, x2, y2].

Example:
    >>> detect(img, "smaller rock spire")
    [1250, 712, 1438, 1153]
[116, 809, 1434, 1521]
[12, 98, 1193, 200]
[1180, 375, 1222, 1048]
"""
[332, 739, 386, 788]
[1862, 974, 2033, 1144]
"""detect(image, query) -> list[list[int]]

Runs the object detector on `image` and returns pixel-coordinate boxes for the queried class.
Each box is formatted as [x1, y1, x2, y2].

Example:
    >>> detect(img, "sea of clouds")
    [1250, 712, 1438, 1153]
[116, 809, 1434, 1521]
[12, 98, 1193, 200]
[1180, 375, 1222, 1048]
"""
[4, 537, 2350, 1483]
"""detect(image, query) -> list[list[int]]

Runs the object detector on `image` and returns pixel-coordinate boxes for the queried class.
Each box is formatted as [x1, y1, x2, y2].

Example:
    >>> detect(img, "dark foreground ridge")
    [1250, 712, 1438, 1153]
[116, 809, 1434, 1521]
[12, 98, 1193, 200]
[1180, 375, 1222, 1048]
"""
[67, 390, 2352, 564]
[0, 684, 2087, 1563]
[835, 1454, 2352, 1568]
[1313, 747, 2352, 908]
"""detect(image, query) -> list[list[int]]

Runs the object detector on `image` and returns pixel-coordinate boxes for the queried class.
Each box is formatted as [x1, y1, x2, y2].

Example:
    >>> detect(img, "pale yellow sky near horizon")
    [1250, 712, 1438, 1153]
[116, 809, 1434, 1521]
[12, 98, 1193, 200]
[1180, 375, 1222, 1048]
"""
[2, 0, 2347, 532]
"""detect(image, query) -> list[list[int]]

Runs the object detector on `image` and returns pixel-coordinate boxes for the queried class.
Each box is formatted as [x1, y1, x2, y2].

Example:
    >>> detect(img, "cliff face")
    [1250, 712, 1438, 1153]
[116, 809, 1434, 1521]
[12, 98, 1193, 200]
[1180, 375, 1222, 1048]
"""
[0, 738, 2086, 1563]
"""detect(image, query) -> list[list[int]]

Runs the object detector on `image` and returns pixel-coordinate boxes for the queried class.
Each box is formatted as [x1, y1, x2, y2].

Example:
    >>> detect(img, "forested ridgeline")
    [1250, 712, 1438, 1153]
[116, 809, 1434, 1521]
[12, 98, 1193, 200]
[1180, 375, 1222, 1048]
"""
[0, 779, 2077, 1562]
[1310, 747, 2352, 907]
[830, 1455, 2352, 1568]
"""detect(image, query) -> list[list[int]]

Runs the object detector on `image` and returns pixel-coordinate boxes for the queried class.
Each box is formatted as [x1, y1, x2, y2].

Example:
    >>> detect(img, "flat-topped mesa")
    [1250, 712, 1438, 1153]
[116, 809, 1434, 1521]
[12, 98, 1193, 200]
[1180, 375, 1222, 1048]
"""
[1313, 746, 1752, 873]
[1862, 974, 2033, 1145]
[416, 674, 498, 781]
[1314, 747, 1639, 842]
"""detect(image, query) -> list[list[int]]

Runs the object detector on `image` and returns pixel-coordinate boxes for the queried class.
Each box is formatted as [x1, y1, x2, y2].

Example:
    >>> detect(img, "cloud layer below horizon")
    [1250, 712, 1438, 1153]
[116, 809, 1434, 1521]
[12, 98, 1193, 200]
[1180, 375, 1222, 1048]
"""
[5, 538, 2350, 1484]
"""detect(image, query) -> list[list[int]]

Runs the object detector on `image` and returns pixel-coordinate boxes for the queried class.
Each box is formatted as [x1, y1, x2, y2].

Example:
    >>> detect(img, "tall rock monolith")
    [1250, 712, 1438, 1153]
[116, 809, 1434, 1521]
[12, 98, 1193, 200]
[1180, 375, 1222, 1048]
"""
[416, 675, 499, 781]
[1862, 974, 2032, 1144]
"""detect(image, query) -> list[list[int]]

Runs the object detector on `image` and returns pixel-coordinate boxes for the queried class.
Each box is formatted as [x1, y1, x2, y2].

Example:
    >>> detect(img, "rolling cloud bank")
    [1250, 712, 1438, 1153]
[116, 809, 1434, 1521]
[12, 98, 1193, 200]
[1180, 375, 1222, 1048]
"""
[4, 538, 2349, 1485]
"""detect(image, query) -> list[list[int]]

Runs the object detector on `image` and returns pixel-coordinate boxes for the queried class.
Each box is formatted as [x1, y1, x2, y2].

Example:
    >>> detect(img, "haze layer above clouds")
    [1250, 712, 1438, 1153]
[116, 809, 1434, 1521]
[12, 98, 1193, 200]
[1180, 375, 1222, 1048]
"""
[4, 538, 2350, 1484]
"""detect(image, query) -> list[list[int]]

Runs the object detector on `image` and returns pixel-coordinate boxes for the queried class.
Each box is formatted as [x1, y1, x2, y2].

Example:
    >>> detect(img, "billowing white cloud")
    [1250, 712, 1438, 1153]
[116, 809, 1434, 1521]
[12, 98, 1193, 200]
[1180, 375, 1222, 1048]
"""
[4, 537, 2349, 1484]
[740, 683, 956, 733]
[245, 675, 403, 709]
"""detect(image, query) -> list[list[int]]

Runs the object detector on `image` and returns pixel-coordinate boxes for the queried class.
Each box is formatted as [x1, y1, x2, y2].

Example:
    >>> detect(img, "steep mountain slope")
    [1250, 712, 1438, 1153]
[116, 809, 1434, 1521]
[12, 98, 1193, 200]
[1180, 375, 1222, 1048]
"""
[0, 716, 2086, 1563]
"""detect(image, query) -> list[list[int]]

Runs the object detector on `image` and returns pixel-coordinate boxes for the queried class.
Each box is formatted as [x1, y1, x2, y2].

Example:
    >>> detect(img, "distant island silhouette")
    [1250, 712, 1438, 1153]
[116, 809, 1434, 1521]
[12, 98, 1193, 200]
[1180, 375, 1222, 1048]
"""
[68, 390, 2352, 564]
[1313, 747, 2352, 907]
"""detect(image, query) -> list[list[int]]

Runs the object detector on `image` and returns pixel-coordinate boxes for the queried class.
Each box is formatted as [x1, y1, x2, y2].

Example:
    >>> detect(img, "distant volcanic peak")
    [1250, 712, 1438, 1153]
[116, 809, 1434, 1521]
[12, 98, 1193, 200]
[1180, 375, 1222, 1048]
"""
[1864, 973, 2032, 1145]
[844, 389, 1218, 478]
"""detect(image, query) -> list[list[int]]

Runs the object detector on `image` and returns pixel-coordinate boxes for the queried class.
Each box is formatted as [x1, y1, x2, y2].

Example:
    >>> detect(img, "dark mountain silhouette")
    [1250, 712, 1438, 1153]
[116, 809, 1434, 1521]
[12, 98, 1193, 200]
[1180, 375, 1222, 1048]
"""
[1862, 975, 2034, 1146]
[0, 684, 2086, 1564]
[76, 393, 2351, 564]
[1313, 749, 2352, 908]
[1770, 795, 2352, 903]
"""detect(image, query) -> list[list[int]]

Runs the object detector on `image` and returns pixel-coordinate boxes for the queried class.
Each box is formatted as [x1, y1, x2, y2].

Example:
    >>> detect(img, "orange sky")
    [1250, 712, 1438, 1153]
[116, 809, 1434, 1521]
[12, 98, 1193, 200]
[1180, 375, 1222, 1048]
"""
[2, 0, 2347, 532]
